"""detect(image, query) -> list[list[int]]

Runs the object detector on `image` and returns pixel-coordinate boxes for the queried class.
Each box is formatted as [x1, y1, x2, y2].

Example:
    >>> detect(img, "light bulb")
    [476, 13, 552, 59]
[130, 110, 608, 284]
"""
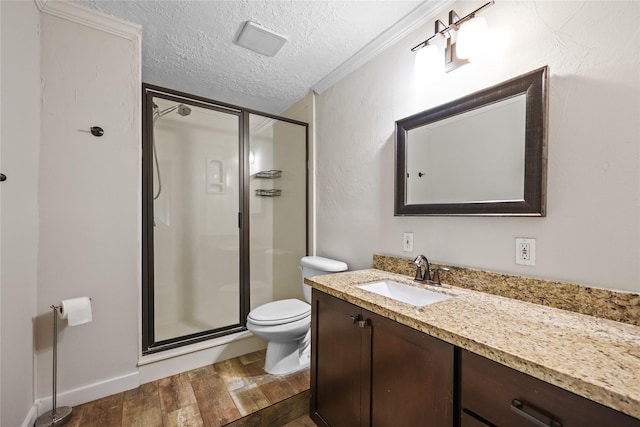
[456, 16, 488, 59]
[414, 44, 440, 77]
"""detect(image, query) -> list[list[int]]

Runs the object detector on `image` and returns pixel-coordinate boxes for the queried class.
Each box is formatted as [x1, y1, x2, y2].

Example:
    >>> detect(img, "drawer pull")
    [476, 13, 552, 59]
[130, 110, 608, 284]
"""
[511, 399, 562, 427]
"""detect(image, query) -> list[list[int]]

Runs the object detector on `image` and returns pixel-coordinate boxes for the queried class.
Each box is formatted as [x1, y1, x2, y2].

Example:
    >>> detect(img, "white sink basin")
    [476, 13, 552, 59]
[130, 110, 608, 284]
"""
[357, 280, 451, 307]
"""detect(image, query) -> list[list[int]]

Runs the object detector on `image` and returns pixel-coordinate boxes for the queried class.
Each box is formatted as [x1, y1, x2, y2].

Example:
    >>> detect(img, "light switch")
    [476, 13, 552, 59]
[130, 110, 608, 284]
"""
[403, 233, 414, 252]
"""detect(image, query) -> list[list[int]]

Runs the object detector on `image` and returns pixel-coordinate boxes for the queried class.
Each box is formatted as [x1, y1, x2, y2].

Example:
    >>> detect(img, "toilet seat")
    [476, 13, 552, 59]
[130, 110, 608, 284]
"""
[248, 299, 310, 326]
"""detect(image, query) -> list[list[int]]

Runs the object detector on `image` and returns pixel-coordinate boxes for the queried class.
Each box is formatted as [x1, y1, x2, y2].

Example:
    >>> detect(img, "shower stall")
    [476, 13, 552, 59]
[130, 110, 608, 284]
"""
[142, 85, 308, 353]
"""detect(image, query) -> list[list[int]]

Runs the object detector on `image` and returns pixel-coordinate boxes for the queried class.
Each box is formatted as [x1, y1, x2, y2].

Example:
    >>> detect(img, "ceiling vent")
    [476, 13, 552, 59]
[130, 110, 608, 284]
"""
[235, 21, 288, 57]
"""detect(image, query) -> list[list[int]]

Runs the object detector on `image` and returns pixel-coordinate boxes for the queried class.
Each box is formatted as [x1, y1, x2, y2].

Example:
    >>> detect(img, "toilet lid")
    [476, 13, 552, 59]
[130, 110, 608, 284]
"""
[248, 299, 311, 326]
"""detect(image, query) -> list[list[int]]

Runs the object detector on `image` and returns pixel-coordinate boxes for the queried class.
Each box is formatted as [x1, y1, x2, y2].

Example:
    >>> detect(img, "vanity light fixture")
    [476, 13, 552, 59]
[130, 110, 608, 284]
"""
[411, 1, 494, 73]
[414, 42, 440, 76]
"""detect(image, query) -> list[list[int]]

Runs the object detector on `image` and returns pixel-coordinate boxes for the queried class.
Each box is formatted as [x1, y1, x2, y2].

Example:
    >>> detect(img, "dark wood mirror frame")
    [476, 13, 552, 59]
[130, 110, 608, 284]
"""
[395, 66, 548, 216]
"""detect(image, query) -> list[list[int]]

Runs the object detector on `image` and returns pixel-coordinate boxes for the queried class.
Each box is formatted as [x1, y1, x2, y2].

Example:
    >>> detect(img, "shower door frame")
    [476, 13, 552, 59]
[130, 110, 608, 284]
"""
[141, 83, 309, 355]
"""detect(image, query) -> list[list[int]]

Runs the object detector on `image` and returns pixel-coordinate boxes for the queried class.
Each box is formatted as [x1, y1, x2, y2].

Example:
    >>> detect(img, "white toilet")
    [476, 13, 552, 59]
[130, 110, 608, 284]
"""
[246, 256, 348, 375]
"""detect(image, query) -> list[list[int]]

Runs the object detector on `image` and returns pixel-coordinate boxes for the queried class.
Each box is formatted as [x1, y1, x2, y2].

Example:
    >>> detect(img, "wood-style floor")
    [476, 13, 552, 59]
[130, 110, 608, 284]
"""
[65, 350, 315, 427]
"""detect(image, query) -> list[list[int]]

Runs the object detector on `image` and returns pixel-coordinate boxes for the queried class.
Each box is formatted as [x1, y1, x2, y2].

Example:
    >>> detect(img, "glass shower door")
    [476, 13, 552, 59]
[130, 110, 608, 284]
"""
[248, 113, 308, 309]
[148, 95, 242, 345]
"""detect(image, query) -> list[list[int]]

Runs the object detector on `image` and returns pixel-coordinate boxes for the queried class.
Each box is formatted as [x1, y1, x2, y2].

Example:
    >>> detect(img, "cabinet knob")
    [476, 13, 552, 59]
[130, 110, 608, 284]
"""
[357, 319, 369, 328]
[350, 314, 360, 324]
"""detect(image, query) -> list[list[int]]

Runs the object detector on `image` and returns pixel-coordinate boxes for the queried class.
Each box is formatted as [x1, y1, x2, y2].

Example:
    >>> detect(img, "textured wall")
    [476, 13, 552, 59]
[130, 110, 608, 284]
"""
[0, 2, 41, 425]
[36, 11, 141, 402]
[315, 1, 640, 292]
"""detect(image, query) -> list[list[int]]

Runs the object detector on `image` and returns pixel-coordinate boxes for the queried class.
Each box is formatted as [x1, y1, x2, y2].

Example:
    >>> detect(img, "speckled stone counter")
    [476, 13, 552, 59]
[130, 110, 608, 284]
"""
[373, 253, 640, 326]
[306, 269, 640, 419]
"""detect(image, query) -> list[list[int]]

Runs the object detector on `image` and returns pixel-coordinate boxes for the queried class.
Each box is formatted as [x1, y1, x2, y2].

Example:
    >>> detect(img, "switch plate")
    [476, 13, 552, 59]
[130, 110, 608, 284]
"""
[515, 238, 536, 266]
[403, 233, 414, 252]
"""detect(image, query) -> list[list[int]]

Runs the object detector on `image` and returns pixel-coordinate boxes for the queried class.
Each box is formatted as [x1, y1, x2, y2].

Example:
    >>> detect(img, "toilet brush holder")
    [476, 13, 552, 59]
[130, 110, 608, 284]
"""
[35, 305, 73, 427]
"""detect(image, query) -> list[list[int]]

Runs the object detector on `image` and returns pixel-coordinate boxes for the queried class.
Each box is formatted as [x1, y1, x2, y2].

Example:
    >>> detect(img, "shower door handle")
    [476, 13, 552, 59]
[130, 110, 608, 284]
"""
[238, 212, 242, 228]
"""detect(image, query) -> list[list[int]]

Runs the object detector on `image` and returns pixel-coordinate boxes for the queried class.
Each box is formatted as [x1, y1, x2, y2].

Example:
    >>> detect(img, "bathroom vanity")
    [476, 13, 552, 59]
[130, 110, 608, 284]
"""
[311, 290, 454, 426]
[307, 269, 640, 427]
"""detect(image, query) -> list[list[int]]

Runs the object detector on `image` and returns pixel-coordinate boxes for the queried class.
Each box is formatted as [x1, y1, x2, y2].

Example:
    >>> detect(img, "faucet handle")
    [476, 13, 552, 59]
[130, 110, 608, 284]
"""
[431, 267, 450, 286]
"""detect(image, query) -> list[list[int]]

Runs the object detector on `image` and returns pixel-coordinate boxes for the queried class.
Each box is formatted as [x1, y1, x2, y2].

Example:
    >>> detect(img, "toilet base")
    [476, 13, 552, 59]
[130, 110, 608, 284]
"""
[264, 332, 310, 375]
[299, 329, 311, 367]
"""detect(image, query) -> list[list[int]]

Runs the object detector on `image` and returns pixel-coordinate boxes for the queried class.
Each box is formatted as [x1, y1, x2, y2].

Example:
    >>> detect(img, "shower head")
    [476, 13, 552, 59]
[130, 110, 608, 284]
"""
[177, 104, 191, 116]
[154, 103, 191, 120]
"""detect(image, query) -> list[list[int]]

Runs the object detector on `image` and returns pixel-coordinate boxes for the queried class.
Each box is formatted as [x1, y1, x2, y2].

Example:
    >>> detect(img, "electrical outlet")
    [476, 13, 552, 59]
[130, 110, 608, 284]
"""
[515, 238, 536, 266]
[403, 233, 414, 252]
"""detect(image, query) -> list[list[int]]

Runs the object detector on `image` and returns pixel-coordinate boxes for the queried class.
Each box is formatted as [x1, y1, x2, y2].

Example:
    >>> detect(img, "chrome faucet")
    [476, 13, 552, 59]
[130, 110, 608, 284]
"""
[411, 255, 430, 282]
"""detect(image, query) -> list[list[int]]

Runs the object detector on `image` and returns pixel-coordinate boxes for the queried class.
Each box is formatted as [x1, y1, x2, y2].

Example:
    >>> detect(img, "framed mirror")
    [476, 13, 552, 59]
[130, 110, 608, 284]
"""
[395, 66, 548, 216]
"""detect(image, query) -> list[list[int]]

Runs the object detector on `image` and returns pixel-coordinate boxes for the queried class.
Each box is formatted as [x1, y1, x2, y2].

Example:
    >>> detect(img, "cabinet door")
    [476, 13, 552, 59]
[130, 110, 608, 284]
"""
[367, 310, 454, 427]
[311, 290, 364, 427]
[461, 349, 640, 427]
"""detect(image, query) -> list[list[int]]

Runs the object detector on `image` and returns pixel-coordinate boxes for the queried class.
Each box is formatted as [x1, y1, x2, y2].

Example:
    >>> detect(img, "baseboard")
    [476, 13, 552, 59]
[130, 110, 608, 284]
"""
[21, 404, 39, 427]
[35, 370, 139, 414]
[31, 333, 265, 420]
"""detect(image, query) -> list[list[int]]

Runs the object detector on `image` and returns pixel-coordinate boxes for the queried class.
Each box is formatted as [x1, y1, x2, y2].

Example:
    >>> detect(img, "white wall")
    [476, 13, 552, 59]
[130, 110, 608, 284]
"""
[35, 6, 141, 406]
[315, 1, 640, 293]
[0, 2, 41, 425]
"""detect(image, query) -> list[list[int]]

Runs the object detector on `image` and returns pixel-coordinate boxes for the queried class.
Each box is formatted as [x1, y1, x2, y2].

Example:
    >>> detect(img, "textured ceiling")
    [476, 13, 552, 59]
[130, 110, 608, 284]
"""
[75, 0, 425, 114]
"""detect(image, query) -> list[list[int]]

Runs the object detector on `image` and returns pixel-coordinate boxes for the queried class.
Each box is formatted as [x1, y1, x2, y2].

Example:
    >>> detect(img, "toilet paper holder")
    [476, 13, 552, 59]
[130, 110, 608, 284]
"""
[52, 297, 92, 311]
[35, 298, 92, 427]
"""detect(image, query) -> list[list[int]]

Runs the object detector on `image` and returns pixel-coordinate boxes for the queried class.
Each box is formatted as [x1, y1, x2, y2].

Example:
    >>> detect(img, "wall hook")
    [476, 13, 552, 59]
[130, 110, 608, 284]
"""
[0, 173, 6, 182]
[90, 126, 104, 137]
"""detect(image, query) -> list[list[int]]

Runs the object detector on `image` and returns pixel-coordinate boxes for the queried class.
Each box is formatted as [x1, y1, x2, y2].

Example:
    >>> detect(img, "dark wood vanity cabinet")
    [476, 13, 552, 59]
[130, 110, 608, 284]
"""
[310, 290, 363, 426]
[310, 290, 454, 427]
[460, 349, 640, 427]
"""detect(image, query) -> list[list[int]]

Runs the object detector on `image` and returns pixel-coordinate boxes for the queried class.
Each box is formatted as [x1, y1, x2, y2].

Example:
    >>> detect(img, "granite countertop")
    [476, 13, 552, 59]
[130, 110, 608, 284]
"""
[306, 269, 640, 419]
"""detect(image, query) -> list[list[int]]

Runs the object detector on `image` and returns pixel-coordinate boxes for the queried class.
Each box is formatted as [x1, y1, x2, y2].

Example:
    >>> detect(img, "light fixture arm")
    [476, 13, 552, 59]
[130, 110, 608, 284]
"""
[435, 19, 448, 39]
[449, 10, 461, 27]
[410, 1, 494, 52]
[411, 19, 446, 51]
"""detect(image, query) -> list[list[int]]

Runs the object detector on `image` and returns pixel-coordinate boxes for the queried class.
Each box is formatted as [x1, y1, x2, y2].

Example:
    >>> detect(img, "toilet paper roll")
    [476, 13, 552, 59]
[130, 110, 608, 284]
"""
[58, 297, 92, 326]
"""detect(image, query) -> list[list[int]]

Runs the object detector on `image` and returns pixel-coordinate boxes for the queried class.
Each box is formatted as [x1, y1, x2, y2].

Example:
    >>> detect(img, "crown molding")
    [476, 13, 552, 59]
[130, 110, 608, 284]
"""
[311, 0, 453, 94]
[34, 0, 141, 42]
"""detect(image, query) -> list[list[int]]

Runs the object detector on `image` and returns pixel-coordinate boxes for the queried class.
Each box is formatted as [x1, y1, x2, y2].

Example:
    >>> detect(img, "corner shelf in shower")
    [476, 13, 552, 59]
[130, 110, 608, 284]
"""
[255, 170, 282, 179]
[254, 170, 282, 197]
[255, 189, 282, 197]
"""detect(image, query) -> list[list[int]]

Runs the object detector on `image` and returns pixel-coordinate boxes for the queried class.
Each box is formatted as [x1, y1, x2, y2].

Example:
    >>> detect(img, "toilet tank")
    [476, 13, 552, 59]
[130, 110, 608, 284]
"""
[300, 256, 348, 303]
